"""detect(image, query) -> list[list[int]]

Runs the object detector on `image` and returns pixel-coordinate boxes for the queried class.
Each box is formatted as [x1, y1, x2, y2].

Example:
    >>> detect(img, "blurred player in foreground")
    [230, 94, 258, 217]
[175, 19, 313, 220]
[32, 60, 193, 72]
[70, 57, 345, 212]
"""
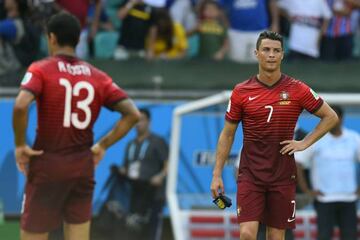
[12, 12, 140, 240]
[210, 30, 338, 240]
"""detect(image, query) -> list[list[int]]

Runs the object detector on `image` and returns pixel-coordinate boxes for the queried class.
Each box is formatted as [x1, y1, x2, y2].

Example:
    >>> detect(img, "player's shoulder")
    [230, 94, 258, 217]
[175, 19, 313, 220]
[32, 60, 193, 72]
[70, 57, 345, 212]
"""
[27, 57, 55, 72]
[233, 76, 257, 91]
[281, 74, 303, 85]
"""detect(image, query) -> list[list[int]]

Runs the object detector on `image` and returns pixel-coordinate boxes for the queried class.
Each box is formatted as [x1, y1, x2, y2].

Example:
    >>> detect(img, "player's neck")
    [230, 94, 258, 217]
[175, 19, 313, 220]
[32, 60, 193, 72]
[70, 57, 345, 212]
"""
[53, 47, 76, 58]
[257, 70, 282, 86]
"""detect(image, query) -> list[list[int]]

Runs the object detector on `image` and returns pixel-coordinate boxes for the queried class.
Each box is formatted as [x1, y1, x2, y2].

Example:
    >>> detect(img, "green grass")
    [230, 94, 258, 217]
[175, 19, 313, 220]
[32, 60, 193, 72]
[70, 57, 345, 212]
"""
[0, 220, 20, 240]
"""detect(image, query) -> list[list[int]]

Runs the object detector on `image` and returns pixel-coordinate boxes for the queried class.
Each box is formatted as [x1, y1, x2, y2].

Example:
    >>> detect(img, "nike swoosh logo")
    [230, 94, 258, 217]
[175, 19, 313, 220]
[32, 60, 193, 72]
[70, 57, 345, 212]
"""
[287, 218, 295, 222]
[248, 96, 258, 101]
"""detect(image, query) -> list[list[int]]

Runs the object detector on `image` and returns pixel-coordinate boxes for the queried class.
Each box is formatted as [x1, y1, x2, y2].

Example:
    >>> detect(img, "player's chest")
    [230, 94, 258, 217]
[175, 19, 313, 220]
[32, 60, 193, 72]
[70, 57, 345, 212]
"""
[242, 89, 301, 119]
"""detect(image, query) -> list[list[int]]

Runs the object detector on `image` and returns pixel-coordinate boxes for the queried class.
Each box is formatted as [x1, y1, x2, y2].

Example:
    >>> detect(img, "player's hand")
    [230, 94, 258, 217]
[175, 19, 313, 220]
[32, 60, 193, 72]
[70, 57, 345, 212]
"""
[91, 143, 106, 167]
[279, 140, 307, 155]
[210, 176, 225, 199]
[15, 145, 43, 176]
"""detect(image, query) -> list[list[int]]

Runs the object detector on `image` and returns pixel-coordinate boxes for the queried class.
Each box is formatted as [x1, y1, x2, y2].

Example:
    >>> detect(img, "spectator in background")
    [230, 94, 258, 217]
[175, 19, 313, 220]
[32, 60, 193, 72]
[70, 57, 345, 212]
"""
[189, 0, 229, 60]
[113, 0, 154, 60]
[169, 0, 196, 33]
[321, 0, 360, 61]
[278, 0, 332, 60]
[56, 0, 102, 58]
[87, 1, 114, 57]
[295, 105, 360, 240]
[0, 0, 39, 78]
[218, 0, 279, 63]
[146, 8, 187, 60]
[119, 108, 168, 240]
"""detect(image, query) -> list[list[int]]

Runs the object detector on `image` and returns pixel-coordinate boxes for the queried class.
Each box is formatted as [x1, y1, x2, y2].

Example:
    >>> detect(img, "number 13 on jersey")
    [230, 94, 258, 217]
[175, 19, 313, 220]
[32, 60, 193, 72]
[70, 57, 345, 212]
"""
[59, 78, 94, 129]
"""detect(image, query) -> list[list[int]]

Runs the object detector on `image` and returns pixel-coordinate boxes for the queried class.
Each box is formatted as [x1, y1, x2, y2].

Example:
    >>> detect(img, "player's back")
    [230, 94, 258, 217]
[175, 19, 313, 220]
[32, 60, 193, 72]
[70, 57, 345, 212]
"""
[21, 55, 127, 179]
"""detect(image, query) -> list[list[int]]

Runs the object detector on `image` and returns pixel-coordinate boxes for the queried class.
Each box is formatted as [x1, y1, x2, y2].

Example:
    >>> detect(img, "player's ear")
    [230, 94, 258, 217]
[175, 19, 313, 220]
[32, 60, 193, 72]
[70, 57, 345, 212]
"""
[254, 49, 259, 58]
[48, 33, 57, 45]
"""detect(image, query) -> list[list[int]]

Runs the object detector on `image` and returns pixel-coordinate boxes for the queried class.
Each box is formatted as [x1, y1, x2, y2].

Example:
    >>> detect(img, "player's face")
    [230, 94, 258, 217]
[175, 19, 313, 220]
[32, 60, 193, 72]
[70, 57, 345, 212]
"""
[255, 39, 284, 72]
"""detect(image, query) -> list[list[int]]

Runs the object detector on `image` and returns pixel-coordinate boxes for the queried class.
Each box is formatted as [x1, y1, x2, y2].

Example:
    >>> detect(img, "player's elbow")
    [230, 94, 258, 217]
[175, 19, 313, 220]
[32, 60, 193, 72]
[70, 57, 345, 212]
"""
[13, 101, 28, 114]
[328, 109, 339, 128]
[127, 109, 141, 125]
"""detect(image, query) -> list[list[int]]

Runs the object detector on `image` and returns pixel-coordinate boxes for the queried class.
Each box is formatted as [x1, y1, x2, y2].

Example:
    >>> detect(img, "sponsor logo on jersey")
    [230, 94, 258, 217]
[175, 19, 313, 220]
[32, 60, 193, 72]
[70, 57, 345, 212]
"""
[21, 72, 32, 85]
[279, 91, 291, 105]
[248, 96, 258, 101]
[310, 88, 320, 100]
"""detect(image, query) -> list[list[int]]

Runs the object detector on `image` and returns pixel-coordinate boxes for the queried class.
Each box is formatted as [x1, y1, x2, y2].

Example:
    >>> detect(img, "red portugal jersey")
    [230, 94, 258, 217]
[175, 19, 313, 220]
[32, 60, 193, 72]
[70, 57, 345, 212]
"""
[226, 74, 323, 185]
[20, 55, 128, 180]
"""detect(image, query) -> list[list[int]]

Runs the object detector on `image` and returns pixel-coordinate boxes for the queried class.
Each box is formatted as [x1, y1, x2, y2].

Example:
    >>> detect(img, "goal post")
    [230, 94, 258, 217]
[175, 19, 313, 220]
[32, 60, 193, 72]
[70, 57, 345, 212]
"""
[167, 92, 360, 240]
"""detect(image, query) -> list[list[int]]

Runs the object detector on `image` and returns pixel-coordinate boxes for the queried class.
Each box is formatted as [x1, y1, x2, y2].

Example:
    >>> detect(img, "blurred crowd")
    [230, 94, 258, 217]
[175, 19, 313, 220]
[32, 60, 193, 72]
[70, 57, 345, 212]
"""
[1, 0, 360, 77]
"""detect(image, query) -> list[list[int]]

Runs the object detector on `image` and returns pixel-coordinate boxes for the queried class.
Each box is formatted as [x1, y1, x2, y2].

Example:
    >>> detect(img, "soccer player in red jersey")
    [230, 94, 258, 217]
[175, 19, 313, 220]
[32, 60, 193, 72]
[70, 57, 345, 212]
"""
[210, 31, 339, 240]
[12, 12, 140, 240]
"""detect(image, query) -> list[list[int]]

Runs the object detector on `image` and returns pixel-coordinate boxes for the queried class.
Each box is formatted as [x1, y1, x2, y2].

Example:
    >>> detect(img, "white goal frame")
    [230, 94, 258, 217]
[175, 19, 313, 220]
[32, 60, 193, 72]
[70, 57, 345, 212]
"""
[167, 91, 360, 240]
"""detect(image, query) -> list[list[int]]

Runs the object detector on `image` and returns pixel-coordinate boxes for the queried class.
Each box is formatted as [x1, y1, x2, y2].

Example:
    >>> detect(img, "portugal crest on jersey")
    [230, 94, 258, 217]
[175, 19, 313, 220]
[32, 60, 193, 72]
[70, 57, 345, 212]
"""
[279, 91, 291, 105]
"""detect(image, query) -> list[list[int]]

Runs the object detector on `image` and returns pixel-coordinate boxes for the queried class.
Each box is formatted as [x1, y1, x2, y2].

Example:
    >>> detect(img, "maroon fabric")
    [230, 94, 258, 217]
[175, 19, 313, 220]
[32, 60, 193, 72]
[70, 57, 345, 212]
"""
[227, 74, 323, 185]
[236, 180, 296, 229]
[21, 176, 95, 232]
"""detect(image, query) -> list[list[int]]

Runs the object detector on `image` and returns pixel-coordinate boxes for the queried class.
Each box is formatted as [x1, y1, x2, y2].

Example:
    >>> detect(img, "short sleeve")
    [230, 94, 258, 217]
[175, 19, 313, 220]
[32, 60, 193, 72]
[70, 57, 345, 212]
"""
[102, 76, 128, 109]
[225, 87, 242, 122]
[20, 64, 43, 96]
[298, 82, 323, 114]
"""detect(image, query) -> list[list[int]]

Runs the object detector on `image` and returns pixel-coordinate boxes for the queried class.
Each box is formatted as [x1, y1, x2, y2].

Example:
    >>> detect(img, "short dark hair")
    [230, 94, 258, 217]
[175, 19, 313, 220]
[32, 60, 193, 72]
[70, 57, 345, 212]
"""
[256, 30, 283, 50]
[330, 105, 343, 119]
[46, 12, 81, 48]
[139, 108, 151, 120]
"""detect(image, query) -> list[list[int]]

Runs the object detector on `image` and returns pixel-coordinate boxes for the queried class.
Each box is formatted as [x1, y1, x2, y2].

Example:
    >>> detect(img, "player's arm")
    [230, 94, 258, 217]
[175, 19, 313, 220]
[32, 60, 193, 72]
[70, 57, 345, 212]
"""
[211, 120, 238, 198]
[280, 102, 338, 155]
[12, 90, 43, 175]
[91, 99, 140, 165]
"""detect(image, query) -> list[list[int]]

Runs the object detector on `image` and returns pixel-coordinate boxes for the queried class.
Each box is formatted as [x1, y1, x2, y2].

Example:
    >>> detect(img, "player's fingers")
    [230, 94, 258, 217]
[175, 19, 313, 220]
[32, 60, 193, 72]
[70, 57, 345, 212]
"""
[220, 185, 225, 195]
[280, 145, 292, 155]
[211, 188, 218, 198]
[28, 149, 44, 156]
[17, 163, 26, 174]
[280, 140, 292, 145]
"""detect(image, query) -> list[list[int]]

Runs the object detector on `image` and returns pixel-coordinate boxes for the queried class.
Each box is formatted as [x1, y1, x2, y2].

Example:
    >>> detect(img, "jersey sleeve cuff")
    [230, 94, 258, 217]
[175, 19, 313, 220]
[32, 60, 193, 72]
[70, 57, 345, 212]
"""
[309, 98, 324, 114]
[106, 96, 129, 111]
[20, 87, 38, 97]
[225, 115, 240, 123]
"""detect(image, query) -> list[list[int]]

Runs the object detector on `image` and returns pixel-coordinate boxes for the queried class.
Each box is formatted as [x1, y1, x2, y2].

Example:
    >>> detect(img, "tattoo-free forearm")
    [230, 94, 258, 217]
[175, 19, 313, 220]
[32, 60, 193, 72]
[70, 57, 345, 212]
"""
[98, 114, 139, 149]
[13, 106, 28, 147]
[213, 131, 234, 177]
[302, 112, 338, 149]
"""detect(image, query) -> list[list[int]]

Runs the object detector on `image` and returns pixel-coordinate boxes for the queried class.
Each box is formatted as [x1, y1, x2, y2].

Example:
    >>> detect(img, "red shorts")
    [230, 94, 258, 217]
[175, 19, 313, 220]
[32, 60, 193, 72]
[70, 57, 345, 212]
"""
[21, 177, 95, 233]
[236, 180, 296, 229]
